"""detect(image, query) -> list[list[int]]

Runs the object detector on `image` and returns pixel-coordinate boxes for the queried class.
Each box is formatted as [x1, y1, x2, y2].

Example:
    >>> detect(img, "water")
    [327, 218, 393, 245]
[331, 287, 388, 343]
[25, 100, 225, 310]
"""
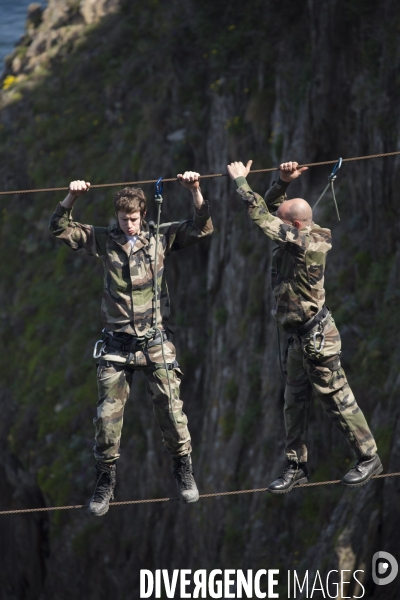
[0, 0, 45, 66]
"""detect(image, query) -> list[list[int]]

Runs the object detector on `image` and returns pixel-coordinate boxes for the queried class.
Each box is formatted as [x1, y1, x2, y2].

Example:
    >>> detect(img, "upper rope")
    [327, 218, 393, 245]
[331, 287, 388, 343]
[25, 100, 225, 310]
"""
[0, 150, 400, 196]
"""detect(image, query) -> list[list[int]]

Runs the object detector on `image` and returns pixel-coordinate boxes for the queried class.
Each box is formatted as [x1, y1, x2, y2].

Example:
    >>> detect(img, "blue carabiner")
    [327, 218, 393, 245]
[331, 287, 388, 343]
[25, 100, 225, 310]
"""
[313, 157, 343, 221]
[155, 176, 163, 198]
[330, 157, 342, 179]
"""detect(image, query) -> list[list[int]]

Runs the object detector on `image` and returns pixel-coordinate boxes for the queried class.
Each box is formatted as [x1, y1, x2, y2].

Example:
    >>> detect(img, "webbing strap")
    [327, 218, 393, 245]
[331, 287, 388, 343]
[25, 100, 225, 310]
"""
[313, 158, 342, 220]
[153, 179, 177, 424]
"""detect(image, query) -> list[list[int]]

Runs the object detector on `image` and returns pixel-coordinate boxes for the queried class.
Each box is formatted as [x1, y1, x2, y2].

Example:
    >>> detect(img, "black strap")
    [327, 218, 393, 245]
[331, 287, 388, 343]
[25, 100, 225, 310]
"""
[104, 330, 168, 352]
[286, 305, 330, 337]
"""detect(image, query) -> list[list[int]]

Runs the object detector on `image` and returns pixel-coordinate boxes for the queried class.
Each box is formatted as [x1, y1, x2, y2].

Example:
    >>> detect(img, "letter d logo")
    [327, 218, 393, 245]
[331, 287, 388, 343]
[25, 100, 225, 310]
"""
[372, 551, 398, 586]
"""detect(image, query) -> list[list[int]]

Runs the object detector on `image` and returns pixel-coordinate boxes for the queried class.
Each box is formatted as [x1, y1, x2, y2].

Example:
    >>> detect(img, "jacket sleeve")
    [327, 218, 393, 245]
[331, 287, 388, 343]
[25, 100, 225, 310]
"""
[234, 176, 304, 247]
[160, 201, 214, 255]
[48, 202, 108, 256]
[264, 177, 290, 212]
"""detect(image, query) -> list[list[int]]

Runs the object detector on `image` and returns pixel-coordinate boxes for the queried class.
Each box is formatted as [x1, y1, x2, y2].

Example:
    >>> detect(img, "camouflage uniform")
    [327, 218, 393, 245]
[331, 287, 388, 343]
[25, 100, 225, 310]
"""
[49, 201, 213, 462]
[235, 176, 377, 462]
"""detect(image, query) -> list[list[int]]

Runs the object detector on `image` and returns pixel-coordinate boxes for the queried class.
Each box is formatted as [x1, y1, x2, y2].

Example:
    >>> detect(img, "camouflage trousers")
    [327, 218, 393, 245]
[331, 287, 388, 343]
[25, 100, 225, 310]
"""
[283, 314, 377, 463]
[93, 336, 191, 463]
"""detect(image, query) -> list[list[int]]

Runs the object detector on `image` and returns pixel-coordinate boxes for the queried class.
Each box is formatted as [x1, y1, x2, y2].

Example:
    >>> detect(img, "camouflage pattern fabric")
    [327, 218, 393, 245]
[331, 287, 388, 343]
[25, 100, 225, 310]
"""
[49, 199, 212, 461]
[284, 315, 377, 461]
[94, 340, 190, 462]
[234, 176, 377, 461]
[49, 201, 213, 335]
[235, 176, 331, 332]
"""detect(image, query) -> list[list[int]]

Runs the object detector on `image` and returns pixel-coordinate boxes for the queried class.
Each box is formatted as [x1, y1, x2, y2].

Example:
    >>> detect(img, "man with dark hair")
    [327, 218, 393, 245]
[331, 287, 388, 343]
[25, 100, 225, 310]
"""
[227, 159, 381, 493]
[113, 186, 147, 216]
[49, 172, 213, 515]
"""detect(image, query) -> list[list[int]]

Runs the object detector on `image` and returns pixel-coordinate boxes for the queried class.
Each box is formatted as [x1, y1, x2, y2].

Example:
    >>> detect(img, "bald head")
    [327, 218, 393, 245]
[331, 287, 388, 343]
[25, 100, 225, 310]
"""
[276, 198, 313, 229]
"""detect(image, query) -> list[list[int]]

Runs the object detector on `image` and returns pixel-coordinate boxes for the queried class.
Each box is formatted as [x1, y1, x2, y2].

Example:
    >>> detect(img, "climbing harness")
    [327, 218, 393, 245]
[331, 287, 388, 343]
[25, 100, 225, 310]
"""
[153, 177, 177, 425]
[92, 177, 177, 423]
[93, 330, 167, 364]
[313, 157, 342, 220]
[277, 307, 331, 382]
[1, 150, 400, 196]
[286, 305, 330, 338]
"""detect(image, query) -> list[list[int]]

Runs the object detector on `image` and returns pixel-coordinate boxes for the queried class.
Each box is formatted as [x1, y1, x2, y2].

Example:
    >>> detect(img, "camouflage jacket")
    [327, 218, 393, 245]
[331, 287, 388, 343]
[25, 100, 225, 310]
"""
[49, 201, 213, 335]
[235, 176, 332, 332]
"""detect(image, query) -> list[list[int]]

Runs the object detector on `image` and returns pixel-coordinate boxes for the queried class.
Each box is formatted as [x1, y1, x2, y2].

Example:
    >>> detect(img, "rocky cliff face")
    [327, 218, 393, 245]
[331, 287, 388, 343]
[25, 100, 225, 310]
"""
[0, 0, 399, 598]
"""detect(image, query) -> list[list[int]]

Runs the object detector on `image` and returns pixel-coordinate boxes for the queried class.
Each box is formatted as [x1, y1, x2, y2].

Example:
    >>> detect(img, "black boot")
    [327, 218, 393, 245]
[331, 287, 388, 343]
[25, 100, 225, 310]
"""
[89, 462, 117, 516]
[172, 454, 199, 503]
[268, 460, 309, 494]
[342, 454, 382, 487]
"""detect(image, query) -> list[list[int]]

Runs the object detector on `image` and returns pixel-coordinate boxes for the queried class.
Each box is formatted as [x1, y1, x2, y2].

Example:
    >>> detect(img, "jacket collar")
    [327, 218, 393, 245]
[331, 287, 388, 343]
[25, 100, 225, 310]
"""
[108, 220, 151, 254]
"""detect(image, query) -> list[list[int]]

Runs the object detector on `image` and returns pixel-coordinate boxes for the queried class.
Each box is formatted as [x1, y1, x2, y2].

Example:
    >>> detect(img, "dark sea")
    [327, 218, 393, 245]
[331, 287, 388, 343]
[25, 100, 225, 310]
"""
[0, 0, 45, 67]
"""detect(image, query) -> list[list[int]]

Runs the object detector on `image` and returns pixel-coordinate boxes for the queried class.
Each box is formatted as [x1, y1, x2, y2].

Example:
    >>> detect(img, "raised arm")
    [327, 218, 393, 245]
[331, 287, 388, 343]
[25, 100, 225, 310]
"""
[265, 161, 308, 212]
[49, 180, 107, 256]
[227, 160, 306, 246]
[163, 171, 213, 254]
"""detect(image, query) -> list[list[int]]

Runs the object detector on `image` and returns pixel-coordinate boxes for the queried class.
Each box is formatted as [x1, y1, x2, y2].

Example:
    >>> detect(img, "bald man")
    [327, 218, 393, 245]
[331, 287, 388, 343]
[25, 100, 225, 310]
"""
[227, 160, 381, 493]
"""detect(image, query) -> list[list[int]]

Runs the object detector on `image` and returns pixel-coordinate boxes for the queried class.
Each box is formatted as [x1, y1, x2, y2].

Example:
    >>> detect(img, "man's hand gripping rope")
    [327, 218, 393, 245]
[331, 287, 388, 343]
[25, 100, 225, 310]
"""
[226, 159, 308, 182]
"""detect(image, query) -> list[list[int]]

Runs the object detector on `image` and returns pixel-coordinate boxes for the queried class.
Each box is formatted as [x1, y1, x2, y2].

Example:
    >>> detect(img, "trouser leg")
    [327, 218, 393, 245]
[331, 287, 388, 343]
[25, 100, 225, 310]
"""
[93, 362, 132, 463]
[306, 363, 377, 458]
[284, 340, 313, 463]
[144, 367, 192, 457]
[302, 316, 377, 459]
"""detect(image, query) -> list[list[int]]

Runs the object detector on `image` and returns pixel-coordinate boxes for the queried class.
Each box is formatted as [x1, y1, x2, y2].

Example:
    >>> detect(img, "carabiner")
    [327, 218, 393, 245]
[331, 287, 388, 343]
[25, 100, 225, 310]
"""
[312, 331, 325, 353]
[313, 157, 342, 221]
[329, 157, 342, 180]
[155, 176, 163, 199]
[93, 339, 105, 359]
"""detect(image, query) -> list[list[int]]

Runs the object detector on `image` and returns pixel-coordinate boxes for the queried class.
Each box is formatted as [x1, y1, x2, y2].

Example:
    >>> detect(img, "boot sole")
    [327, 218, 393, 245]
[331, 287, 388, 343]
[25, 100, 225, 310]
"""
[268, 477, 309, 494]
[342, 464, 383, 488]
[179, 491, 200, 503]
[88, 492, 114, 517]
[89, 502, 110, 516]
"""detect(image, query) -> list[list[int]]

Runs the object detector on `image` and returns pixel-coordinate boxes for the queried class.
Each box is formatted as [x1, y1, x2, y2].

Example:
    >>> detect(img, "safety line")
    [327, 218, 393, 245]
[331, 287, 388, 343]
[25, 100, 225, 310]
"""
[0, 150, 400, 196]
[0, 471, 398, 515]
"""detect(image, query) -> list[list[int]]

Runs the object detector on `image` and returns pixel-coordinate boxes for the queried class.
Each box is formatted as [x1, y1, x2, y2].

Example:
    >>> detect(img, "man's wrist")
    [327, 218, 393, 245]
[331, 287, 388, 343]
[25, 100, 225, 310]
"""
[191, 188, 203, 204]
[61, 192, 79, 208]
[234, 175, 247, 188]
[194, 199, 209, 214]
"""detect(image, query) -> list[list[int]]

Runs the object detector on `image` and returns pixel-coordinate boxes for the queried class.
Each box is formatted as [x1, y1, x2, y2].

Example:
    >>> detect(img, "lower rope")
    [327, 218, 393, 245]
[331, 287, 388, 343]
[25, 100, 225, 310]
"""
[0, 472, 398, 515]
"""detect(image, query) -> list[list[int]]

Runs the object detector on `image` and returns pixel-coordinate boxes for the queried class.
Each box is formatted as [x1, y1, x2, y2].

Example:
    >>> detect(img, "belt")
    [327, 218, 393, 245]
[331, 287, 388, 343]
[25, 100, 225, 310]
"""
[104, 330, 167, 351]
[286, 305, 330, 337]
